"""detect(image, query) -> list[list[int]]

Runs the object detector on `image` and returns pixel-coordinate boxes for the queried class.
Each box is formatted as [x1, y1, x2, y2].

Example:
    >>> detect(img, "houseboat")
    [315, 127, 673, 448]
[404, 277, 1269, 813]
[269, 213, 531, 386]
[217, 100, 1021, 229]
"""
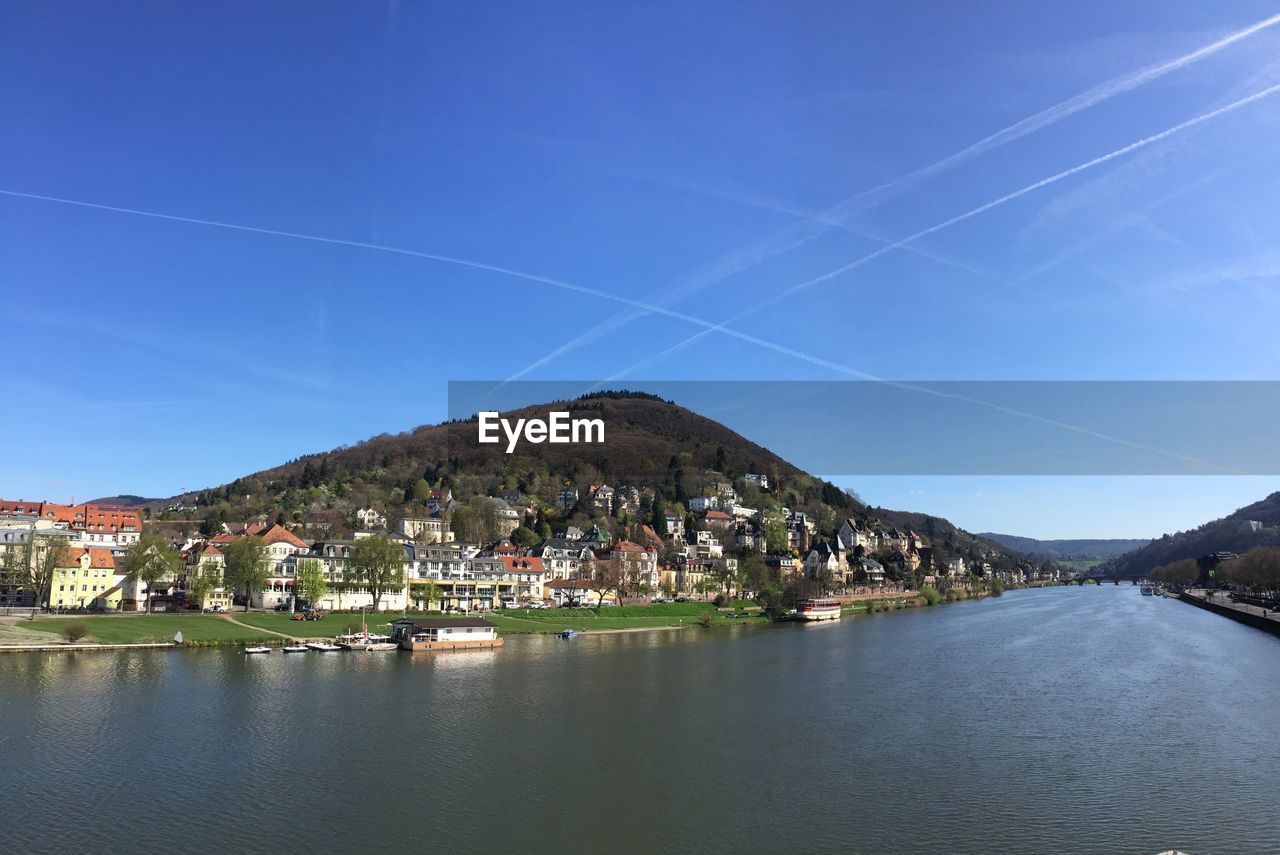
[796, 598, 842, 621]
[390, 617, 504, 652]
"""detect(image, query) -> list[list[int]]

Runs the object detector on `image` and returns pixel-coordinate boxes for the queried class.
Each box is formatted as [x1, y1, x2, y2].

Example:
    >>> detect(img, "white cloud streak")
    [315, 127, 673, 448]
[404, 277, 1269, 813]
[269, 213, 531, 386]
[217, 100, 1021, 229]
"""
[622, 82, 1280, 379]
[502, 11, 1280, 382]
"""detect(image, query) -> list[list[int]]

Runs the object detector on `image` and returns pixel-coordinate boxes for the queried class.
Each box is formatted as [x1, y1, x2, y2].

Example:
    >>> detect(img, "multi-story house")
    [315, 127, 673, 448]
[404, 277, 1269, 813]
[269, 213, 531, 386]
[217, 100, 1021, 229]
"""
[396, 516, 451, 544]
[588, 484, 615, 515]
[609, 539, 659, 595]
[558, 487, 579, 511]
[531, 538, 595, 579]
[0, 500, 142, 547]
[49, 547, 122, 610]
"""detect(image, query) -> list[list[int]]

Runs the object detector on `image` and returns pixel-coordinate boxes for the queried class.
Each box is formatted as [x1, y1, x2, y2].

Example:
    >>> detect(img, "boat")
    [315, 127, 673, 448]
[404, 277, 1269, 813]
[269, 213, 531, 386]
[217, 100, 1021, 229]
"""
[796, 598, 842, 621]
[559, 629, 577, 639]
[282, 645, 309, 653]
[1140, 583, 1155, 596]
[337, 614, 399, 650]
[305, 642, 342, 652]
[244, 646, 272, 654]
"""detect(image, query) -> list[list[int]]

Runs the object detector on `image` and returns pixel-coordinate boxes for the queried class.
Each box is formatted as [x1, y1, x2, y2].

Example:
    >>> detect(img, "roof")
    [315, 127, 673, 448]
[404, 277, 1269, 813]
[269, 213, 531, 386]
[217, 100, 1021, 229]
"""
[611, 539, 648, 554]
[254, 524, 310, 549]
[86, 547, 116, 568]
[498, 555, 546, 574]
[393, 617, 493, 629]
[704, 510, 732, 521]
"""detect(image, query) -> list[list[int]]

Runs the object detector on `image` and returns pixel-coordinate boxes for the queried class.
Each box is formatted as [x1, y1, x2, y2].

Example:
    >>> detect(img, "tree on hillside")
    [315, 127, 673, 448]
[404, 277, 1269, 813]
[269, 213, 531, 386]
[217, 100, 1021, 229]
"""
[762, 507, 789, 554]
[1221, 547, 1280, 592]
[222, 536, 270, 612]
[710, 559, 737, 597]
[296, 557, 328, 609]
[186, 559, 219, 610]
[1, 533, 71, 611]
[510, 525, 539, 549]
[122, 534, 181, 614]
[414, 580, 441, 612]
[589, 556, 623, 607]
[650, 496, 668, 537]
[348, 534, 406, 612]
[736, 551, 769, 594]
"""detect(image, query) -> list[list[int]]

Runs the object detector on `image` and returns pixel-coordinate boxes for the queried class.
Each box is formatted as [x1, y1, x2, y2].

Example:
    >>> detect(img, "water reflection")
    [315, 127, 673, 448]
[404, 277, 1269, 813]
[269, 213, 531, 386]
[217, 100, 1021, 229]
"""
[2, 587, 1278, 854]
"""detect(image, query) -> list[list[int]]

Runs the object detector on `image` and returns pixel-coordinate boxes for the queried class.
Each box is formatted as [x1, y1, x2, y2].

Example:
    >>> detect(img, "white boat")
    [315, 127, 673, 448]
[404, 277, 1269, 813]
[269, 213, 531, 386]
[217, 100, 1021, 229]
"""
[244, 646, 272, 654]
[282, 645, 308, 653]
[305, 642, 342, 652]
[796, 598, 842, 621]
[337, 615, 397, 650]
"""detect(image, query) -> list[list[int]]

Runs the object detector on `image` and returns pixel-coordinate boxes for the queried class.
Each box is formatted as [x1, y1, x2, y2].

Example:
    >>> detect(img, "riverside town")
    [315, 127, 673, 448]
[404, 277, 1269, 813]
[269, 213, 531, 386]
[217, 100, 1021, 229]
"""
[9, 2, 1280, 852]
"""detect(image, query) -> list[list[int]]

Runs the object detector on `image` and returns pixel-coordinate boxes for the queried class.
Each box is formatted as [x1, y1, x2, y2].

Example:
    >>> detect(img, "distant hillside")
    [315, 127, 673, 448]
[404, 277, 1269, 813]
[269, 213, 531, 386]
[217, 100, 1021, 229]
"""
[172, 391, 855, 521]
[876, 510, 1040, 570]
[978, 533, 1151, 560]
[1097, 492, 1280, 577]
[87, 494, 162, 508]
[155, 390, 1037, 567]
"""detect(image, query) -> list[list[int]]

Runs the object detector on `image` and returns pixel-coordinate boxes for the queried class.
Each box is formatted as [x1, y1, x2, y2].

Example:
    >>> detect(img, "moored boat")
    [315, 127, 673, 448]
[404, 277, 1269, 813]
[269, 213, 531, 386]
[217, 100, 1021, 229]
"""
[559, 629, 577, 639]
[796, 598, 842, 621]
[305, 641, 342, 652]
[244, 646, 272, 654]
[282, 645, 308, 653]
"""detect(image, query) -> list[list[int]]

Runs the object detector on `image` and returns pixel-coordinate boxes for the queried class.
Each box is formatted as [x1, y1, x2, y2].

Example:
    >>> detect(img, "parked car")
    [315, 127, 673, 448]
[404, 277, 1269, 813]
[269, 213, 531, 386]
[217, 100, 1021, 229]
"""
[211, 604, 226, 613]
[274, 601, 292, 611]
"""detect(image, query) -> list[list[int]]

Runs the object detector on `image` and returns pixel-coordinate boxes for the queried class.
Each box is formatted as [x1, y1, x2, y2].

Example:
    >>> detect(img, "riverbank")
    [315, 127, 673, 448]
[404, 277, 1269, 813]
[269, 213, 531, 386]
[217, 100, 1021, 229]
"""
[0, 589, 1024, 652]
[1176, 589, 1280, 638]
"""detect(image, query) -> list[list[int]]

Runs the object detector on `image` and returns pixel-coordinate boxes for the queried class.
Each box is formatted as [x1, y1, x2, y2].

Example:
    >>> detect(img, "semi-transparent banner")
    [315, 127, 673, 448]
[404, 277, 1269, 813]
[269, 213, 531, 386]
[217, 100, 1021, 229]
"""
[446, 381, 1280, 475]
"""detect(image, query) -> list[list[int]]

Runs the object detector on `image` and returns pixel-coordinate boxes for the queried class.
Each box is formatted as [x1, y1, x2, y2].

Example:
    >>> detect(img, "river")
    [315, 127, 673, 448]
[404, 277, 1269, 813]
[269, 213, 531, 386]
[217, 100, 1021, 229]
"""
[1, 585, 1277, 854]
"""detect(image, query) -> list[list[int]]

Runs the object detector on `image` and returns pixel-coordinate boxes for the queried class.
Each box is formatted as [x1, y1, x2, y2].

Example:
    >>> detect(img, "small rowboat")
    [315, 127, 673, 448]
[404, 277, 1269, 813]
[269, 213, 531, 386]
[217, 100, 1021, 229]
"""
[244, 646, 272, 654]
[559, 629, 577, 639]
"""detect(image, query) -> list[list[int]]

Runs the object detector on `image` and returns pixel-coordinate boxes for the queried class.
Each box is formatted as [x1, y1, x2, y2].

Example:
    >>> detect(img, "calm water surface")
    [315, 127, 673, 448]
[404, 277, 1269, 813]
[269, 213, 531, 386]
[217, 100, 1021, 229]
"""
[2, 586, 1278, 854]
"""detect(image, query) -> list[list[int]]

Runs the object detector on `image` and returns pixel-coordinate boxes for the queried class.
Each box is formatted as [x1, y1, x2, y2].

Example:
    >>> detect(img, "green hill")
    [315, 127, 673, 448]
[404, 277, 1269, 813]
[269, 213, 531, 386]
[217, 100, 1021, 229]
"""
[1096, 492, 1280, 577]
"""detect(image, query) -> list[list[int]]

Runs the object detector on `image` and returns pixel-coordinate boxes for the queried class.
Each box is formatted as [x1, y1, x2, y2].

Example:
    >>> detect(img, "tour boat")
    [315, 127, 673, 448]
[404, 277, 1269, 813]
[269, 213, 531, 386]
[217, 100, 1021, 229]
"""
[244, 646, 272, 654]
[796, 598, 842, 621]
[305, 641, 342, 652]
[282, 645, 309, 653]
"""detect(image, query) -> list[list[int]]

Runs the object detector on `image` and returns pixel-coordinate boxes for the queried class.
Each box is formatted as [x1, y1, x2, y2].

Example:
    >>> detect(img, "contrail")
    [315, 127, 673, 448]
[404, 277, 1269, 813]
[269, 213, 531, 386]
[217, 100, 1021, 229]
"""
[843, 11, 1280, 207]
[0, 188, 881, 377]
[2, 192, 1231, 473]
[635, 82, 1280, 372]
[519, 12, 1280, 381]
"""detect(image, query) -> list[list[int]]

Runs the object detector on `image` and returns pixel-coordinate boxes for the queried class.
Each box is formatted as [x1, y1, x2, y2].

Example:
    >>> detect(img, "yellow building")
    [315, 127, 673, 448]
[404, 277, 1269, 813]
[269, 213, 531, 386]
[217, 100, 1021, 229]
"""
[51, 547, 122, 610]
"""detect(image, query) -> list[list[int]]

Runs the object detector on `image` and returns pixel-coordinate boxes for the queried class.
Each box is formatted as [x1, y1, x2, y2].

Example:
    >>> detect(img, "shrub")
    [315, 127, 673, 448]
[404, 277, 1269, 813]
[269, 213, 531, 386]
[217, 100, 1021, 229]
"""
[990, 578, 1005, 597]
[697, 610, 714, 627]
[712, 593, 729, 608]
[919, 586, 942, 606]
[62, 622, 90, 643]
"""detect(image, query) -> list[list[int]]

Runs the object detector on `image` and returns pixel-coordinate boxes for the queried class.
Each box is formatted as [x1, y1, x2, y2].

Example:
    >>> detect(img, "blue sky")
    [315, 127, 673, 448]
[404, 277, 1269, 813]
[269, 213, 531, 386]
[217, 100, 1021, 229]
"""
[4, 1, 1280, 538]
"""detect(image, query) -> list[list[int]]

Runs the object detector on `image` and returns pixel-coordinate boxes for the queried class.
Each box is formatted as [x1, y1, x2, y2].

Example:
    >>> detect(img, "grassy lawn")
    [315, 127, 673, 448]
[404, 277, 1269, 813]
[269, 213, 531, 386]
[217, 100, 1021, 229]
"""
[232, 612, 400, 637]
[22, 615, 275, 645]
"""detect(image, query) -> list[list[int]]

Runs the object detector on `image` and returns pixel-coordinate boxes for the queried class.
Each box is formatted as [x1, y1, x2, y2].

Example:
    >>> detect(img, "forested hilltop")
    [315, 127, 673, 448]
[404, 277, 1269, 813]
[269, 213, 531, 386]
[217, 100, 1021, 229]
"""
[978, 534, 1152, 561]
[1097, 492, 1280, 577]
[147, 391, 1035, 568]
